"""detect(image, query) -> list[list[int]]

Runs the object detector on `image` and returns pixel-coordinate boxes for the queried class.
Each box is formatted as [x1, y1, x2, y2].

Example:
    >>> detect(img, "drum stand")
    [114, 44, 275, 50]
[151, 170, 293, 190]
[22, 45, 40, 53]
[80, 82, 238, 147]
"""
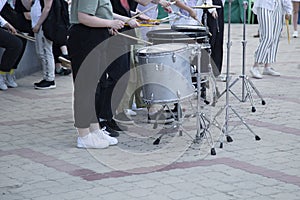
[213, 0, 260, 149]
[193, 44, 216, 155]
[217, 1, 265, 112]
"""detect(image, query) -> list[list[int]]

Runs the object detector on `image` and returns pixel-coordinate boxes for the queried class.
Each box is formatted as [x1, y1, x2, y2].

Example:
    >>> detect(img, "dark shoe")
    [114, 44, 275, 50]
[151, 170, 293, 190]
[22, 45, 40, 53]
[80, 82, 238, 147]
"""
[148, 112, 174, 124]
[113, 112, 134, 125]
[34, 79, 56, 90]
[99, 121, 120, 137]
[55, 67, 72, 75]
[108, 119, 128, 131]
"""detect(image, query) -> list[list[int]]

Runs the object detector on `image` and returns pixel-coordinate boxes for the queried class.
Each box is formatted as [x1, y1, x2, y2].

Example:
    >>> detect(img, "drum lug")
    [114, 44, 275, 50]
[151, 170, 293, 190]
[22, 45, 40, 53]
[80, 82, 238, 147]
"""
[172, 53, 176, 63]
[155, 64, 164, 71]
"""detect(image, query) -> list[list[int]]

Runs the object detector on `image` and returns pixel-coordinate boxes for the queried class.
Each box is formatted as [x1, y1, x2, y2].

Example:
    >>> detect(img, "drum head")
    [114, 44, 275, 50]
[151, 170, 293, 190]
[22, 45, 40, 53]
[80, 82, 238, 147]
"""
[171, 24, 207, 33]
[146, 29, 206, 41]
[137, 43, 187, 56]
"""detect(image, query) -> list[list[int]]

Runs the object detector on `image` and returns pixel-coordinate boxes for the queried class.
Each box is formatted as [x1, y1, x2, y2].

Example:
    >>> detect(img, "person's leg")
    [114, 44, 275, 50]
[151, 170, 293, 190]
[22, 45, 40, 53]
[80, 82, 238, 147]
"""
[0, 29, 23, 90]
[250, 7, 274, 79]
[292, 2, 299, 37]
[34, 29, 55, 85]
[68, 25, 111, 148]
[53, 42, 71, 75]
[262, 0, 282, 76]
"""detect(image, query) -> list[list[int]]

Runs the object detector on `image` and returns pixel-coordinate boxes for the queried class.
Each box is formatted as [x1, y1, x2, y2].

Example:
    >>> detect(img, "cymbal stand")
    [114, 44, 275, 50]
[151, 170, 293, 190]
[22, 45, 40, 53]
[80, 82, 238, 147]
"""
[217, 1, 266, 112]
[213, 0, 261, 149]
[193, 42, 216, 156]
[191, 3, 216, 155]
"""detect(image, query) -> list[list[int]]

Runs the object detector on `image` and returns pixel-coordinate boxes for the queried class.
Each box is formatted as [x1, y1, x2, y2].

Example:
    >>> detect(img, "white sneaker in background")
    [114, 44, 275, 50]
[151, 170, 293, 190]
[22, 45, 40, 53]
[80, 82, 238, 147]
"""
[77, 133, 109, 149]
[292, 31, 298, 38]
[95, 129, 118, 146]
[124, 109, 137, 116]
[131, 102, 143, 111]
[262, 67, 280, 76]
[0, 74, 8, 90]
[6, 73, 18, 88]
[250, 67, 263, 79]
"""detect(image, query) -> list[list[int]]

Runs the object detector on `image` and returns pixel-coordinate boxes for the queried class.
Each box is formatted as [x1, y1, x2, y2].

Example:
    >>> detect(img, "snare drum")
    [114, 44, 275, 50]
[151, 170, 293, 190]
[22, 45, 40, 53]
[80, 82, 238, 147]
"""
[136, 43, 195, 104]
[171, 24, 207, 34]
[146, 29, 207, 45]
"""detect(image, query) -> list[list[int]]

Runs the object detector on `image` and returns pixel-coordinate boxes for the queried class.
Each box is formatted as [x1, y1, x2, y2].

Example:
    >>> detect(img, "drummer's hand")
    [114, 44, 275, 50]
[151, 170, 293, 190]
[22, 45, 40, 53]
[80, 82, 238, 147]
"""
[4, 22, 17, 34]
[163, 6, 172, 13]
[211, 10, 218, 19]
[127, 18, 140, 28]
[285, 14, 291, 21]
[158, 0, 171, 8]
[110, 19, 125, 30]
[109, 28, 118, 36]
[138, 13, 151, 21]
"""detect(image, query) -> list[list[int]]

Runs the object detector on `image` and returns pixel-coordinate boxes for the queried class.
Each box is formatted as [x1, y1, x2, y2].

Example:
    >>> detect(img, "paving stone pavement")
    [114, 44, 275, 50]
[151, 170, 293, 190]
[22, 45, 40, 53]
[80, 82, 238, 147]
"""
[0, 24, 300, 200]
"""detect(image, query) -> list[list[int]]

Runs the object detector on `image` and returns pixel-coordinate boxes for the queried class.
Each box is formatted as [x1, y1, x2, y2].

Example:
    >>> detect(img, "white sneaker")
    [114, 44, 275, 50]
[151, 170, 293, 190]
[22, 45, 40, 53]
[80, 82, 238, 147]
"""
[292, 31, 298, 38]
[77, 133, 109, 149]
[0, 74, 8, 90]
[132, 102, 143, 111]
[124, 109, 137, 116]
[94, 128, 118, 146]
[6, 73, 18, 88]
[262, 67, 280, 76]
[250, 67, 262, 79]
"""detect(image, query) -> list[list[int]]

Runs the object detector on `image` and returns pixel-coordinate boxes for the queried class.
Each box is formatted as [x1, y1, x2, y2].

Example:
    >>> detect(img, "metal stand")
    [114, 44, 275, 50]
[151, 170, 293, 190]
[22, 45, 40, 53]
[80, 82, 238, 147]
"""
[194, 42, 216, 155]
[213, 0, 261, 149]
[217, 1, 266, 112]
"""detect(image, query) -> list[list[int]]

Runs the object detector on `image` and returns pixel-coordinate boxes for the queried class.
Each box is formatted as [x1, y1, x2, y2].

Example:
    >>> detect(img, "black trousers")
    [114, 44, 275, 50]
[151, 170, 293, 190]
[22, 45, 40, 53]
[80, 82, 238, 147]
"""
[206, 0, 224, 77]
[0, 28, 23, 72]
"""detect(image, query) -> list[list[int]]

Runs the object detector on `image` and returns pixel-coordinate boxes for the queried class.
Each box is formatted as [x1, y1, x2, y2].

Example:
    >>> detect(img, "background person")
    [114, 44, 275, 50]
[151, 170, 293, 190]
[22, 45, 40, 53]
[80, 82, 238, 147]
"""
[250, 0, 292, 79]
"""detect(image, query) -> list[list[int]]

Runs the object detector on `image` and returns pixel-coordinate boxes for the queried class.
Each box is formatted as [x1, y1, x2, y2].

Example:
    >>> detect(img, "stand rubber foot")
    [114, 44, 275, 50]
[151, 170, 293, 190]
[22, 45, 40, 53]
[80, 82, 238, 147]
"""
[252, 107, 256, 112]
[211, 148, 216, 155]
[220, 142, 223, 148]
[226, 135, 233, 143]
[262, 100, 266, 105]
[153, 138, 161, 145]
[255, 135, 261, 141]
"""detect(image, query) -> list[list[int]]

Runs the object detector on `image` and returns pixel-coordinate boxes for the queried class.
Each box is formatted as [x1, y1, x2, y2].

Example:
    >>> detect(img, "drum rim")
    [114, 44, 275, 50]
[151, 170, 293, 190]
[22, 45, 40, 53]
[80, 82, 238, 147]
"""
[171, 24, 207, 32]
[136, 43, 189, 56]
[146, 29, 208, 39]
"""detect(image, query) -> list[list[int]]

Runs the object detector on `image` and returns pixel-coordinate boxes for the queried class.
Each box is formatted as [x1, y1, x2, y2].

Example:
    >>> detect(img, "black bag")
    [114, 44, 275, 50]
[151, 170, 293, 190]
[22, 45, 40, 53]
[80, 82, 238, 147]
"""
[40, 0, 70, 45]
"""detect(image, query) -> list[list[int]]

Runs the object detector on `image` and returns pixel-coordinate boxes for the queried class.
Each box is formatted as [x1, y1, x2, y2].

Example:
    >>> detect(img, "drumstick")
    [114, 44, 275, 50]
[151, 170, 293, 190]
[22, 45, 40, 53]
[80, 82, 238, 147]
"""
[125, 4, 157, 23]
[15, 32, 35, 42]
[3, 28, 36, 42]
[286, 19, 290, 44]
[117, 32, 153, 45]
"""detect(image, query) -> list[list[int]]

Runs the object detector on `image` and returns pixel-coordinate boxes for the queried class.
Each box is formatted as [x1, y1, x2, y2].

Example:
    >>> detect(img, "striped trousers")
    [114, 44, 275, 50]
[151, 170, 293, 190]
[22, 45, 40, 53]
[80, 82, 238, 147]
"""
[254, 1, 283, 64]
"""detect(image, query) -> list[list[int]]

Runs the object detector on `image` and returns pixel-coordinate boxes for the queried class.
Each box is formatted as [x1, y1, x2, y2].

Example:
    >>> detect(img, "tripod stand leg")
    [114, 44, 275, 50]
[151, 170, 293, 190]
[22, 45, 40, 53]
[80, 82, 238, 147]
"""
[229, 106, 261, 140]
[218, 77, 239, 99]
[242, 77, 257, 112]
[246, 77, 266, 105]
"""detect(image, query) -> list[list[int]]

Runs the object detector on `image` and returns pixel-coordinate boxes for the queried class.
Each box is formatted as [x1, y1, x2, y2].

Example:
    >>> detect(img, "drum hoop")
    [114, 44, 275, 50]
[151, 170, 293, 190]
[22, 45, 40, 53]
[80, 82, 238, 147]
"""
[146, 29, 207, 39]
[171, 24, 207, 32]
[137, 43, 189, 56]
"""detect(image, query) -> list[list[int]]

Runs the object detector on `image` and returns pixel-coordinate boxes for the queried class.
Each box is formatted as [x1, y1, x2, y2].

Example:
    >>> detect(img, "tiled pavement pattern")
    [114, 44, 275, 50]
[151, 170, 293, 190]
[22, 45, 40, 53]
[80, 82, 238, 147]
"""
[0, 24, 300, 200]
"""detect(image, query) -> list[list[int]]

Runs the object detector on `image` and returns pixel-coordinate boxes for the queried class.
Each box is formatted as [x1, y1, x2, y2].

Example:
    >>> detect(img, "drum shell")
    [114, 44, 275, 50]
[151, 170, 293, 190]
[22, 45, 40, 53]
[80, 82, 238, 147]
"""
[136, 44, 195, 104]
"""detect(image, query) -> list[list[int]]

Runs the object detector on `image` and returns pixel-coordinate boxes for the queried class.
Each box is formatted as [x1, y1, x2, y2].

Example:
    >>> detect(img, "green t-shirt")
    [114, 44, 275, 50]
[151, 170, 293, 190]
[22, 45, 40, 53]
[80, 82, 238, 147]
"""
[70, 0, 113, 24]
